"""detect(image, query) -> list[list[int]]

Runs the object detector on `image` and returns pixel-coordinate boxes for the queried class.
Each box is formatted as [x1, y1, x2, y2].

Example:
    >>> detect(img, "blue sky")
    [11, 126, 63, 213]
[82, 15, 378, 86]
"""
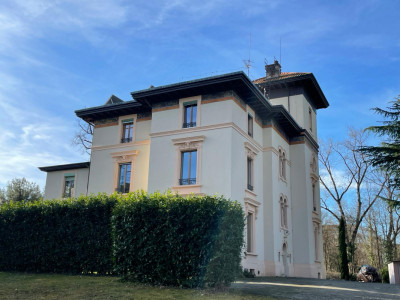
[0, 0, 399, 189]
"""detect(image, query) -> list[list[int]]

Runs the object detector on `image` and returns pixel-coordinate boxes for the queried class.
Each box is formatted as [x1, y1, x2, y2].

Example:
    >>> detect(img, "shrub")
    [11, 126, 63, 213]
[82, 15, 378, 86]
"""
[0, 194, 117, 274]
[381, 267, 389, 283]
[112, 192, 244, 287]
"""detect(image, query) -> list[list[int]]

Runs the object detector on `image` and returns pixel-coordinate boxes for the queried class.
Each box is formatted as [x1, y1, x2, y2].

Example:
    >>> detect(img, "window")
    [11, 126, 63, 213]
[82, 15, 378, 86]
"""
[63, 175, 75, 198]
[117, 163, 131, 193]
[183, 102, 197, 128]
[247, 213, 254, 252]
[121, 119, 134, 143]
[309, 108, 312, 132]
[180, 150, 197, 185]
[279, 148, 286, 180]
[247, 157, 253, 191]
[314, 223, 319, 261]
[312, 183, 317, 211]
[248, 114, 253, 137]
[280, 196, 288, 229]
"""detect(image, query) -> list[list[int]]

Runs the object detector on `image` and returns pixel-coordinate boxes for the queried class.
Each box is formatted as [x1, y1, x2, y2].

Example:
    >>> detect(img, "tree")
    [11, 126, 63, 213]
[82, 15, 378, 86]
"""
[338, 216, 350, 280]
[319, 129, 386, 273]
[360, 96, 400, 189]
[0, 178, 43, 204]
[72, 119, 93, 155]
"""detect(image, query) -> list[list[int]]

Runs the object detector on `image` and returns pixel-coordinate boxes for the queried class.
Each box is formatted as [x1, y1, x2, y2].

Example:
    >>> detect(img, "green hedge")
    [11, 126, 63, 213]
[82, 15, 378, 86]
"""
[112, 192, 244, 287]
[0, 194, 117, 274]
[0, 192, 244, 287]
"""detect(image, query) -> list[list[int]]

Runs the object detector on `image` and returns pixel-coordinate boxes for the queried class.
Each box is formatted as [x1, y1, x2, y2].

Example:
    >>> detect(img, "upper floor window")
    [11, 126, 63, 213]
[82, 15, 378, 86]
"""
[309, 107, 313, 132]
[247, 157, 253, 191]
[248, 114, 253, 137]
[180, 150, 197, 185]
[121, 119, 134, 143]
[117, 163, 131, 193]
[183, 102, 197, 128]
[63, 175, 75, 198]
[312, 183, 317, 211]
[279, 148, 287, 180]
[280, 196, 288, 229]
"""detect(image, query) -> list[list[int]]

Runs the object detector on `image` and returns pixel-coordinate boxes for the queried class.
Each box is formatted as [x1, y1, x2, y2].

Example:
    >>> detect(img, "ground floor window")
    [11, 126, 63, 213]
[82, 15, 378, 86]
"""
[247, 212, 254, 252]
[117, 163, 131, 193]
[63, 175, 75, 198]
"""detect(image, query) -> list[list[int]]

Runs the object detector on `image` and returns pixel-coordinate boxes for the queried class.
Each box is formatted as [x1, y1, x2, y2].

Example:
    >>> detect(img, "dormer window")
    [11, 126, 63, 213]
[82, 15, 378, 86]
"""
[183, 102, 197, 128]
[121, 119, 133, 143]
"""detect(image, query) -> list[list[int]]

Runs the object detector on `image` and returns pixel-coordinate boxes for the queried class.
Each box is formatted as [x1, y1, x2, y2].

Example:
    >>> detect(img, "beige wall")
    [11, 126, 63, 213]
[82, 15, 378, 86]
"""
[43, 168, 89, 200]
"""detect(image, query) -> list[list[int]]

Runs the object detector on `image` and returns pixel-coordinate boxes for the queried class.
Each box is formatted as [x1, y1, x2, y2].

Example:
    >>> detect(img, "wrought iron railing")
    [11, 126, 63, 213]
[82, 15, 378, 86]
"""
[183, 122, 196, 128]
[121, 137, 133, 143]
[247, 184, 253, 191]
[115, 184, 130, 193]
[179, 178, 196, 185]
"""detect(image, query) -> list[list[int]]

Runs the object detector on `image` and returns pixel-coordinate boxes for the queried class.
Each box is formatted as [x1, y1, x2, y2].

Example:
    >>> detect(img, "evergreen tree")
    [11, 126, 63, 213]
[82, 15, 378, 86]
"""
[360, 97, 400, 189]
[338, 217, 350, 280]
[0, 178, 42, 204]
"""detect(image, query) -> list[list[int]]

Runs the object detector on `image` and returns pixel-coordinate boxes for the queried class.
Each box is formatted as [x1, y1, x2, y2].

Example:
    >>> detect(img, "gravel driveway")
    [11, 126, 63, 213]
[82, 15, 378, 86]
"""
[232, 277, 400, 299]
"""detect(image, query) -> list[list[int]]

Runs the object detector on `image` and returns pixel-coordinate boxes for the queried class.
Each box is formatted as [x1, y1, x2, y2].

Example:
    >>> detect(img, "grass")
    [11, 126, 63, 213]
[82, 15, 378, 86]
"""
[0, 272, 275, 300]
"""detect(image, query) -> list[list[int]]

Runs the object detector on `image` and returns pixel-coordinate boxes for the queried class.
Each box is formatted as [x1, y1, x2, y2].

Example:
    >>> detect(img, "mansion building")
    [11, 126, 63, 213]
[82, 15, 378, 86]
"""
[40, 61, 329, 278]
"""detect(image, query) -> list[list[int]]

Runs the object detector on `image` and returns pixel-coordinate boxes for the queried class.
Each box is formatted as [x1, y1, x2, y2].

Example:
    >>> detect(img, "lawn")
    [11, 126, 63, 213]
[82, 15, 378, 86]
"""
[0, 272, 274, 300]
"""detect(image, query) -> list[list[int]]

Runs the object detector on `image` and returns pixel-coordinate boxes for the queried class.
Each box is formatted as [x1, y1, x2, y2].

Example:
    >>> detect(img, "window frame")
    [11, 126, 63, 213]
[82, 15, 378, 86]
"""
[111, 150, 138, 194]
[244, 197, 260, 255]
[117, 162, 132, 193]
[119, 115, 136, 144]
[179, 150, 197, 185]
[248, 113, 254, 137]
[280, 195, 289, 229]
[183, 103, 197, 128]
[179, 96, 201, 129]
[62, 173, 76, 198]
[247, 157, 253, 191]
[279, 147, 287, 181]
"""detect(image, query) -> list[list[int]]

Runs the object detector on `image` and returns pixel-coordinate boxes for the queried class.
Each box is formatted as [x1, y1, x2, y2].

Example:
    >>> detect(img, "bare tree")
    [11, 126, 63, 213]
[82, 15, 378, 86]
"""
[72, 119, 93, 155]
[319, 129, 386, 273]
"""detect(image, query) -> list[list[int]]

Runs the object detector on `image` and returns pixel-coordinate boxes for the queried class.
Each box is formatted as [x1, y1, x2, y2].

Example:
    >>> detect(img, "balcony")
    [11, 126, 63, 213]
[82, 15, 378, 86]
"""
[179, 178, 196, 185]
[115, 184, 130, 193]
[182, 122, 196, 128]
[121, 137, 133, 143]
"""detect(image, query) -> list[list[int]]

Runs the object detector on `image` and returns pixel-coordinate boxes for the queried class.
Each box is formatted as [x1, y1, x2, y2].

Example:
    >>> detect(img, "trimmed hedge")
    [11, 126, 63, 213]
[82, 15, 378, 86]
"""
[112, 192, 244, 287]
[0, 192, 244, 287]
[0, 194, 117, 274]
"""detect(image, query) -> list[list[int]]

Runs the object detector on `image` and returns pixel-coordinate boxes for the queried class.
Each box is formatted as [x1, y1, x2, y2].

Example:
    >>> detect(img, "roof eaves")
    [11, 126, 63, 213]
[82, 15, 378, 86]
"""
[39, 162, 90, 172]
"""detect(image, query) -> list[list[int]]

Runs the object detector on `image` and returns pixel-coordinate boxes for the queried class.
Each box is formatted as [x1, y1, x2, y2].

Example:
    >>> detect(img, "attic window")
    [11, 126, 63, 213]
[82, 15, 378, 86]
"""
[121, 119, 134, 143]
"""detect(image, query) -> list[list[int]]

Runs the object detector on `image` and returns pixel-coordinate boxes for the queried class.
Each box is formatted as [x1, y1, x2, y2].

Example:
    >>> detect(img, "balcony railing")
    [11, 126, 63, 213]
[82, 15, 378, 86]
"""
[183, 122, 196, 128]
[179, 178, 196, 185]
[115, 184, 130, 193]
[247, 184, 253, 191]
[121, 137, 133, 143]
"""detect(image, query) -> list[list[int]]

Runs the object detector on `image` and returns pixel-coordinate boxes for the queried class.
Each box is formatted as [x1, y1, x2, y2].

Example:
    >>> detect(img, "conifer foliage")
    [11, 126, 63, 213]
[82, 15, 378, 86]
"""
[338, 217, 349, 280]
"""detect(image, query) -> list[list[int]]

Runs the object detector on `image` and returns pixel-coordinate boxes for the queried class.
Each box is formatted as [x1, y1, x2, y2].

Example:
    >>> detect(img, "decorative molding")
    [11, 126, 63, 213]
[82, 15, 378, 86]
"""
[172, 135, 205, 150]
[244, 197, 261, 219]
[111, 150, 139, 162]
[152, 105, 179, 113]
[92, 140, 150, 151]
[244, 142, 259, 160]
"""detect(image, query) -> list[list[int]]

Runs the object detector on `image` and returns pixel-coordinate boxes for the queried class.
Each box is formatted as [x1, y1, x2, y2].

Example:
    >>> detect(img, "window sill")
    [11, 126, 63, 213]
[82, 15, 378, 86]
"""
[172, 184, 202, 195]
[312, 210, 319, 215]
[245, 252, 258, 257]
[245, 188, 257, 197]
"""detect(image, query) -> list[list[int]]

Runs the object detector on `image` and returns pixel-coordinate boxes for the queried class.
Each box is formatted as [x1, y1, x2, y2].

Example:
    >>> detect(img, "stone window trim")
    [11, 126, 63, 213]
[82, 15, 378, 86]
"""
[118, 114, 137, 144]
[245, 142, 259, 192]
[278, 146, 288, 182]
[111, 150, 138, 194]
[313, 222, 321, 262]
[61, 171, 77, 199]
[172, 136, 205, 192]
[179, 96, 201, 129]
[245, 197, 260, 256]
[279, 194, 289, 231]
[310, 153, 318, 175]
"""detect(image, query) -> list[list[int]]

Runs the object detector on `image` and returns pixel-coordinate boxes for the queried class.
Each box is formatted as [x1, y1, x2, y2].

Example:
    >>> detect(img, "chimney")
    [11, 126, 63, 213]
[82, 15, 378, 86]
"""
[265, 60, 281, 78]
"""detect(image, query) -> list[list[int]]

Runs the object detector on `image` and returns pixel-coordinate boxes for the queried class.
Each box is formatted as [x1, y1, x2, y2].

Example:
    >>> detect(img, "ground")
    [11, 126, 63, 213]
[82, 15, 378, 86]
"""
[1, 272, 400, 299]
[233, 277, 400, 300]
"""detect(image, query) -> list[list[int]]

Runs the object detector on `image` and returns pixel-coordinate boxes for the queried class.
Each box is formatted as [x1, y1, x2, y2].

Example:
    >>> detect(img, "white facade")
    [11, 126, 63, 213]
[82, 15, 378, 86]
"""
[40, 67, 329, 278]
